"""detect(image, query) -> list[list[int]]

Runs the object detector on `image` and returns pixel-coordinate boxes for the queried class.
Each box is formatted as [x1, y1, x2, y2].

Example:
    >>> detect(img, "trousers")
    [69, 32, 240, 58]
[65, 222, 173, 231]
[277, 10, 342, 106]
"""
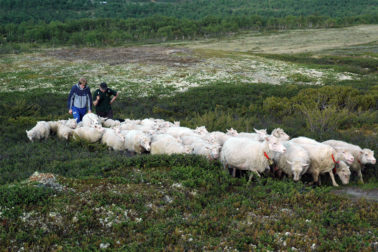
[72, 106, 87, 123]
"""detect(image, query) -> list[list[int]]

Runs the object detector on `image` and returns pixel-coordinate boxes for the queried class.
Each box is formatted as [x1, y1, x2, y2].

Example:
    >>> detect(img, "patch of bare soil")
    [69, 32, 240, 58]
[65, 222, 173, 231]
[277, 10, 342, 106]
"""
[45, 46, 200, 66]
[332, 187, 378, 202]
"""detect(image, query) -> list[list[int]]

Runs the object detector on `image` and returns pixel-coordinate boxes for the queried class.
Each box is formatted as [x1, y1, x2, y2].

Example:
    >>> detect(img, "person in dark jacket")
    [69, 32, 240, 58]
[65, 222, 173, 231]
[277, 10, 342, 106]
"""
[67, 77, 93, 123]
[93, 82, 118, 118]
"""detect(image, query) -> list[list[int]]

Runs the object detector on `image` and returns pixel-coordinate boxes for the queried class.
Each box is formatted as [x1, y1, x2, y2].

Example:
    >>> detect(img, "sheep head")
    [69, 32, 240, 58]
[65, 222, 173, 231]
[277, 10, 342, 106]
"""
[184, 145, 193, 154]
[254, 128, 267, 136]
[340, 150, 354, 165]
[271, 128, 290, 141]
[66, 119, 77, 129]
[336, 161, 351, 185]
[226, 128, 238, 136]
[194, 126, 208, 135]
[360, 149, 376, 165]
[209, 145, 221, 160]
[286, 160, 309, 181]
[266, 135, 286, 154]
[140, 135, 151, 152]
[26, 130, 34, 142]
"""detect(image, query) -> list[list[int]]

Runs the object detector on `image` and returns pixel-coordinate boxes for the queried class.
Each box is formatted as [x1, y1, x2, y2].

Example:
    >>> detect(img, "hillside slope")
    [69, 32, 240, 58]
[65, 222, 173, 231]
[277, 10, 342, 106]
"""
[1, 0, 377, 23]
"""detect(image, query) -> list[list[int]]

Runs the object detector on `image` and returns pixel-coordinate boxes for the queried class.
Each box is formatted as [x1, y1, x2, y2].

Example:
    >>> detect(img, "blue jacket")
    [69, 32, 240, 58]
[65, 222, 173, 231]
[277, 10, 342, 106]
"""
[67, 83, 93, 110]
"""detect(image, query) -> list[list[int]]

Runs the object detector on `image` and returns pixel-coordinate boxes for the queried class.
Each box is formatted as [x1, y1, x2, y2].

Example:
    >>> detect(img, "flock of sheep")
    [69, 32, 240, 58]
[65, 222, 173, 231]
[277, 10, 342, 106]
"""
[26, 113, 376, 187]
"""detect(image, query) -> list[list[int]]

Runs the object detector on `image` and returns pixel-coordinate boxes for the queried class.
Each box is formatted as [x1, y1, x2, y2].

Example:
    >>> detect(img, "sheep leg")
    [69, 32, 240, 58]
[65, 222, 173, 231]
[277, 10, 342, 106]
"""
[276, 169, 282, 179]
[328, 171, 339, 187]
[318, 175, 322, 186]
[222, 162, 228, 171]
[357, 169, 364, 184]
[248, 172, 254, 183]
[232, 168, 236, 177]
[311, 170, 320, 186]
[247, 171, 260, 184]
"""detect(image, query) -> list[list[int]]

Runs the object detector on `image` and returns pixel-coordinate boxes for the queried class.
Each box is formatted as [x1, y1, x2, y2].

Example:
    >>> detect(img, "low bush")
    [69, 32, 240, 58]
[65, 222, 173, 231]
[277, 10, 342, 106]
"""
[0, 77, 376, 250]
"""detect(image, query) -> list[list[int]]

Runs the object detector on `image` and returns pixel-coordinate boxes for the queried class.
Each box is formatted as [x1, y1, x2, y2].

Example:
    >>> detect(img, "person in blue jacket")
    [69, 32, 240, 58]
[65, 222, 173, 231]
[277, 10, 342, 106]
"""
[67, 77, 93, 123]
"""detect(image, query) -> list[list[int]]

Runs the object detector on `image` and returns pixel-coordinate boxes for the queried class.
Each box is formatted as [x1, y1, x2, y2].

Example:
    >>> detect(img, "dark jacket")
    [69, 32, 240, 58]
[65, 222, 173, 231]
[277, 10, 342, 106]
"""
[93, 88, 117, 113]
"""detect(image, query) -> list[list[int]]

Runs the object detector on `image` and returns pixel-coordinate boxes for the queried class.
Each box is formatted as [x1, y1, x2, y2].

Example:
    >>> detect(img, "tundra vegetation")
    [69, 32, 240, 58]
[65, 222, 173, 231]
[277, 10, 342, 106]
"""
[1, 0, 378, 52]
[1, 0, 377, 23]
[0, 22, 377, 252]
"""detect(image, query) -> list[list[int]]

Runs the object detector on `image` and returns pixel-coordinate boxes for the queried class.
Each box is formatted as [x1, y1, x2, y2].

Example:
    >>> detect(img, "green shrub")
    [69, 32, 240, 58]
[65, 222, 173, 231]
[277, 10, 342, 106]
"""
[0, 184, 54, 218]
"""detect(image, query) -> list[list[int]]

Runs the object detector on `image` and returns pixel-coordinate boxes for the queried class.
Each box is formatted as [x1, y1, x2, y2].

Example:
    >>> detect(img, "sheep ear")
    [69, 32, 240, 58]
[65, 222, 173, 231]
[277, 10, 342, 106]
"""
[286, 160, 294, 165]
[254, 128, 265, 134]
[303, 163, 309, 168]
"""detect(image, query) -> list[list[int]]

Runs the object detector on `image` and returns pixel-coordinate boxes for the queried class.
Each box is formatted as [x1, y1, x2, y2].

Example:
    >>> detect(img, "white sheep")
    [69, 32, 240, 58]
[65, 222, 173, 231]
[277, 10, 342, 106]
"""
[323, 140, 376, 183]
[137, 119, 179, 134]
[274, 141, 310, 181]
[165, 126, 195, 138]
[271, 128, 290, 141]
[236, 128, 268, 142]
[207, 131, 230, 146]
[156, 119, 177, 130]
[73, 126, 105, 143]
[180, 135, 205, 146]
[118, 120, 140, 131]
[63, 119, 78, 129]
[56, 123, 74, 140]
[236, 128, 288, 142]
[49, 119, 77, 134]
[98, 116, 107, 124]
[48, 121, 60, 134]
[292, 137, 355, 164]
[194, 126, 209, 136]
[334, 160, 352, 185]
[290, 136, 319, 145]
[220, 136, 286, 181]
[206, 128, 238, 146]
[226, 128, 238, 136]
[290, 141, 351, 186]
[122, 118, 155, 133]
[150, 134, 192, 155]
[101, 128, 125, 151]
[140, 118, 157, 130]
[124, 130, 151, 154]
[118, 119, 157, 133]
[82, 113, 102, 128]
[102, 119, 121, 128]
[26, 121, 50, 142]
[191, 141, 221, 160]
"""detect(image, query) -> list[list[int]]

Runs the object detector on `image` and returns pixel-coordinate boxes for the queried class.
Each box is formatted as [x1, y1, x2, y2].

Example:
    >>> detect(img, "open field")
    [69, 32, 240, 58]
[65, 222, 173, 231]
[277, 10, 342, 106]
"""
[0, 48, 359, 95]
[184, 25, 378, 54]
[0, 25, 377, 250]
[1, 25, 376, 96]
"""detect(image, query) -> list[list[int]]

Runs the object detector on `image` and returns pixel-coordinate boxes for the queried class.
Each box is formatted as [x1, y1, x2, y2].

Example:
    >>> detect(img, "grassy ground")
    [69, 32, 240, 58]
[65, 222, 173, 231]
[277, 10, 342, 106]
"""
[0, 87, 376, 250]
[0, 25, 377, 250]
[183, 25, 378, 54]
[4, 27, 377, 95]
[1, 163, 377, 251]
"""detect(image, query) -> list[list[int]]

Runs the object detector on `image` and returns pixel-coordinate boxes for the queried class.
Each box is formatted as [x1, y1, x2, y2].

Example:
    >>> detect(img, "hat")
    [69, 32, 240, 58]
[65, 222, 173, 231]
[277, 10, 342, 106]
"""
[100, 82, 108, 90]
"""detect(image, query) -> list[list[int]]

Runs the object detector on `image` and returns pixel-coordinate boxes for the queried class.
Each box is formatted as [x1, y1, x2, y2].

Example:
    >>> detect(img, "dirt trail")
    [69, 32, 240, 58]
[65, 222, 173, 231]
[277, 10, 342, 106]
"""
[332, 187, 378, 202]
